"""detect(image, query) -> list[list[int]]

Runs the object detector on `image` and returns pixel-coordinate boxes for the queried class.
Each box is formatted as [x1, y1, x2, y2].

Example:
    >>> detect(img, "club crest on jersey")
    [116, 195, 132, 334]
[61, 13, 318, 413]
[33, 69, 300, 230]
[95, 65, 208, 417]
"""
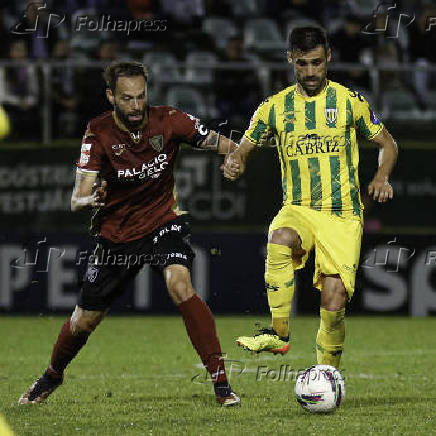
[325, 108, 338, 124]
[149, 135, 164, 152]
[86, 264, 99, 283]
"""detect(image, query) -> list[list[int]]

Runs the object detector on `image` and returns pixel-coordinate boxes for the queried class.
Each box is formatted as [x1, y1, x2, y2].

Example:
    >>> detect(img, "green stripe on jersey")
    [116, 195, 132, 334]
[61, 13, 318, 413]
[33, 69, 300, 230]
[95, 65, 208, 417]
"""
[345, 100, 361, 216]
[329, 155, 342, 215]
[356, 116, 372, 139]
[289, 159, 301, 205]
[308, 157, 322, 210]
[268, 104, 276, 133]
[277, 145, 288, 202]
[251, 120, 268, 143]
[305, 101, 316, 130]
[325, 87, 337, 128]
[284, 90, 295, 133]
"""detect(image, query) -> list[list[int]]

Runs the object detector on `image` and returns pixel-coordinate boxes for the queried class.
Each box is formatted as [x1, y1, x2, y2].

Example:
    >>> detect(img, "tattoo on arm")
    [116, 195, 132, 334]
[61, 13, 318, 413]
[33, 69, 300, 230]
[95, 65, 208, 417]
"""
[198, 130, 220, 151]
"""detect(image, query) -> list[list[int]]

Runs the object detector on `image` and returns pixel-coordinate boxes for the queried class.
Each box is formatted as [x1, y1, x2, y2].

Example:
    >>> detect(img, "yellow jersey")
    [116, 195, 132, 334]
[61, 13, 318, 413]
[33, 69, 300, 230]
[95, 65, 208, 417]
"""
[243, 80, 384, 218]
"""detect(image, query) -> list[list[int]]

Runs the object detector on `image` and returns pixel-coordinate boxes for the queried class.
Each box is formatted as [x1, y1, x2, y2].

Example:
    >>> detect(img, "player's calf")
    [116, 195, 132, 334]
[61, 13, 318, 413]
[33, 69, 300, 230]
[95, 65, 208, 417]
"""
[317, 276, 347, 367]
[18, 307, 105, 405]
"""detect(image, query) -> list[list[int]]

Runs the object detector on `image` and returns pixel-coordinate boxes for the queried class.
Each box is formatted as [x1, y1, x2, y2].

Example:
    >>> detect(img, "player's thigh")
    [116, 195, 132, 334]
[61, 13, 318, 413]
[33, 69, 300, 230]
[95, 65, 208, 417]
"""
[163, 264, 195, 305]
[78, 239, 144, 311]
[313, 215, 362, 299]
[152, 216, 196, 304]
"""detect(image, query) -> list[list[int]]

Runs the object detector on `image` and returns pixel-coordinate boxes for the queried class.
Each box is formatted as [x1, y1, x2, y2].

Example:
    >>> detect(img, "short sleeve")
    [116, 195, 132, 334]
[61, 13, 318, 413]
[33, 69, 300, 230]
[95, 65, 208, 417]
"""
[169, 109, 209, 148]
[351, 92, 384, 140]
[76, 123, 105, 173]
[243, 99, 273, 146]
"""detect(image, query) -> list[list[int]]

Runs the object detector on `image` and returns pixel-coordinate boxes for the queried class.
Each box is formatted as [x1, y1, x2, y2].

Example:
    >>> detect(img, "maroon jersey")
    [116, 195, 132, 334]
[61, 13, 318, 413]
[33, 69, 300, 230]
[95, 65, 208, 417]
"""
[76, 106, 208, 243]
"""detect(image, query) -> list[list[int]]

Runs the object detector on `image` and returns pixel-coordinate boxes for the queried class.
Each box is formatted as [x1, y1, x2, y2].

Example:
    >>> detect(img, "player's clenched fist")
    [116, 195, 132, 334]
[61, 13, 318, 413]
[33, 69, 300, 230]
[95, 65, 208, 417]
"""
[368, 175, 393, 203]
[71, 178, 107, 211]
[223, 152, 245, 181]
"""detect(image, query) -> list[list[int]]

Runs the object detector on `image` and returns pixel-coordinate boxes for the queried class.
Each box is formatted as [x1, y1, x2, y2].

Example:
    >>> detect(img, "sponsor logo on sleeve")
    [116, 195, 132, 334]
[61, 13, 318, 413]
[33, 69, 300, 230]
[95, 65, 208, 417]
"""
[187, 113, 208, 136]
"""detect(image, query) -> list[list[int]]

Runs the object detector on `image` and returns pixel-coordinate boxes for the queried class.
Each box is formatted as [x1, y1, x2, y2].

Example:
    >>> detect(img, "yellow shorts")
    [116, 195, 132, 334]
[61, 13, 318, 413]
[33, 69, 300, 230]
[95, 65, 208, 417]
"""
[269, 204, 363, 298]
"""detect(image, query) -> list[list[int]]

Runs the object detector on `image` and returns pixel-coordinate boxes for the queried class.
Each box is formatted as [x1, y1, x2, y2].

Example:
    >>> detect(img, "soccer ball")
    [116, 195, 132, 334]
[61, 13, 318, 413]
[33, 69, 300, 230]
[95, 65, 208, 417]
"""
[295, 365, 345, 413]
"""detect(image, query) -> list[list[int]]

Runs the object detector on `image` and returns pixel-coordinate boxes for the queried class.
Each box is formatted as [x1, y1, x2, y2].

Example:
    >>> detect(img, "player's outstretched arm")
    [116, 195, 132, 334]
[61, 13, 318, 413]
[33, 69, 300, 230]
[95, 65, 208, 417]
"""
[196, 129, 238, 154]
[368, 127, 398, 203]
[71, 170, 107, 211]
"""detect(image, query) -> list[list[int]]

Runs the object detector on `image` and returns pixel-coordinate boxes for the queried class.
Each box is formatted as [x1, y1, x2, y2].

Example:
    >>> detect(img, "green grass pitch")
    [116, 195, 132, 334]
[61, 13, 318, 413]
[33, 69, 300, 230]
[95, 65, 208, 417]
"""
[1, 315, 436, 435]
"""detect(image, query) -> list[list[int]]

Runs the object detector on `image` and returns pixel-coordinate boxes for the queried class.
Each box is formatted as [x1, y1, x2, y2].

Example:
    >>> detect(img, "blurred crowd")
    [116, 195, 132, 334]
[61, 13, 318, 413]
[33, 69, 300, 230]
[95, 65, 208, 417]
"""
[0, 0, 435, 141]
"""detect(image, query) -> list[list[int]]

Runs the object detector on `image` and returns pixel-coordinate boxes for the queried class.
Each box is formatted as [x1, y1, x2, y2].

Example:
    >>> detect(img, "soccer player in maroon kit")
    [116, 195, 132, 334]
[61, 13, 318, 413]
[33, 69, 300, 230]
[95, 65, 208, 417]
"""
[18, 62, 240, 406]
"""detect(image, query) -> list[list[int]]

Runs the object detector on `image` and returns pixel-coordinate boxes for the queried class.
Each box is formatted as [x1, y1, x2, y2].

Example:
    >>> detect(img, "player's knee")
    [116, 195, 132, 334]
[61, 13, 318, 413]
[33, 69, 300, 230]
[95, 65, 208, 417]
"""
[269, 228, 300, 250]
[168, 278, 194, 304]
[70, 307, 104, 335]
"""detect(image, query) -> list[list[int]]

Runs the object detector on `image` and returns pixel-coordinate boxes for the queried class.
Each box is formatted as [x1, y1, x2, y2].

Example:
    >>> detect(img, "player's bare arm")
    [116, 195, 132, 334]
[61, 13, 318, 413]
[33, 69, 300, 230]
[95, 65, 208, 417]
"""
[223, 138, 256, 181]
[197, 129, 238, 154]
[368, 127, 398, 203]
[70, 170, 107, 211]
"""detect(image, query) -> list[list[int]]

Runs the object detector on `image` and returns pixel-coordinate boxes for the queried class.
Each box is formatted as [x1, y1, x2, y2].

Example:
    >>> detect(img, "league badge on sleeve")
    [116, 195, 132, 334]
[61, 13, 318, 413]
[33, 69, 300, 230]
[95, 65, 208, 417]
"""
[370, 109, 381, 125]
[79, 143, 92, 167]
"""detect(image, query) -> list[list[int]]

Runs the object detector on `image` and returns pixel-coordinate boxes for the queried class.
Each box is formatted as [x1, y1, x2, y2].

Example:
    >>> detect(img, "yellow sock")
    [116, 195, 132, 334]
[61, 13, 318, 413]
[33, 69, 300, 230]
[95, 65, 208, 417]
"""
[316, 308, 345, 368]
[265, 243, 295, 339]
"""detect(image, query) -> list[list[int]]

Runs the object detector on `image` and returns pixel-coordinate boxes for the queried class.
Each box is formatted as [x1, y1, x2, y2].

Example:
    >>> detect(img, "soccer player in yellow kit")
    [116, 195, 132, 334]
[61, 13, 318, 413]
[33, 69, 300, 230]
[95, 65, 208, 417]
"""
[224, 27, 398, 368]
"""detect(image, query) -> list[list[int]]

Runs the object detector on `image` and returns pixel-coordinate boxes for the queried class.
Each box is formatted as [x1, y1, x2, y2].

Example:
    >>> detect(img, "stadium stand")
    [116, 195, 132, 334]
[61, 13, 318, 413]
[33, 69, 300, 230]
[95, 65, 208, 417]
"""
[0, 0, 435, 141]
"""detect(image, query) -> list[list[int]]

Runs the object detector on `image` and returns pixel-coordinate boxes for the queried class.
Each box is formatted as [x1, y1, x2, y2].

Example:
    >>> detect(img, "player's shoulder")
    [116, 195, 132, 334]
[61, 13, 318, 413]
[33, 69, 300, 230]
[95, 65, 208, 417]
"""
[333, 81, 370, 105]
[262, 85, 297, 107]
[269, 84, 297, 103]
[275, 84, 297, 98]
[149, 105, 192, 122]
[85, 111, 113, 137]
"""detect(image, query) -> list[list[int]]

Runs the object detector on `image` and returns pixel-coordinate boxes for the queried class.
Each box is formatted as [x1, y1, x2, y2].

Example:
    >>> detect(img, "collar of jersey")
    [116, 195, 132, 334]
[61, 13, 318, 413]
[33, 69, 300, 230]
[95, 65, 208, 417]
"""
[295, 79, 330, 100]
[112, 109, 149, 142]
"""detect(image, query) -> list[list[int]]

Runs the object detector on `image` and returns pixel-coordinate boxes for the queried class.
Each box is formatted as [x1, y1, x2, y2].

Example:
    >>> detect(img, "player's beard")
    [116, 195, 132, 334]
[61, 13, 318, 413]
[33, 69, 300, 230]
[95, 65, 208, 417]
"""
[115, 104, 146, 131]
[299, 75, 326, 97]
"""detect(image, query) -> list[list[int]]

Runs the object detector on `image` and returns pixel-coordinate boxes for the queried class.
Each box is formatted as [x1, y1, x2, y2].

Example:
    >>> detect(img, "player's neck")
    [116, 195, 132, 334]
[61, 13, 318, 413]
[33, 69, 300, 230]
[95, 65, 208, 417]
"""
[112, 109, 148, 143]
[296, 79, 328, 98]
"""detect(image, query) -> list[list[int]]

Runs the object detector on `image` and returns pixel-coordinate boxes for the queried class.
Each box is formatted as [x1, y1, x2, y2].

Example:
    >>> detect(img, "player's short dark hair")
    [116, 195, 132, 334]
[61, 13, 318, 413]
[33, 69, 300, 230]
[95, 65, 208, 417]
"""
[103, 62, 148, 92]
[288, 26, 329, 53]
